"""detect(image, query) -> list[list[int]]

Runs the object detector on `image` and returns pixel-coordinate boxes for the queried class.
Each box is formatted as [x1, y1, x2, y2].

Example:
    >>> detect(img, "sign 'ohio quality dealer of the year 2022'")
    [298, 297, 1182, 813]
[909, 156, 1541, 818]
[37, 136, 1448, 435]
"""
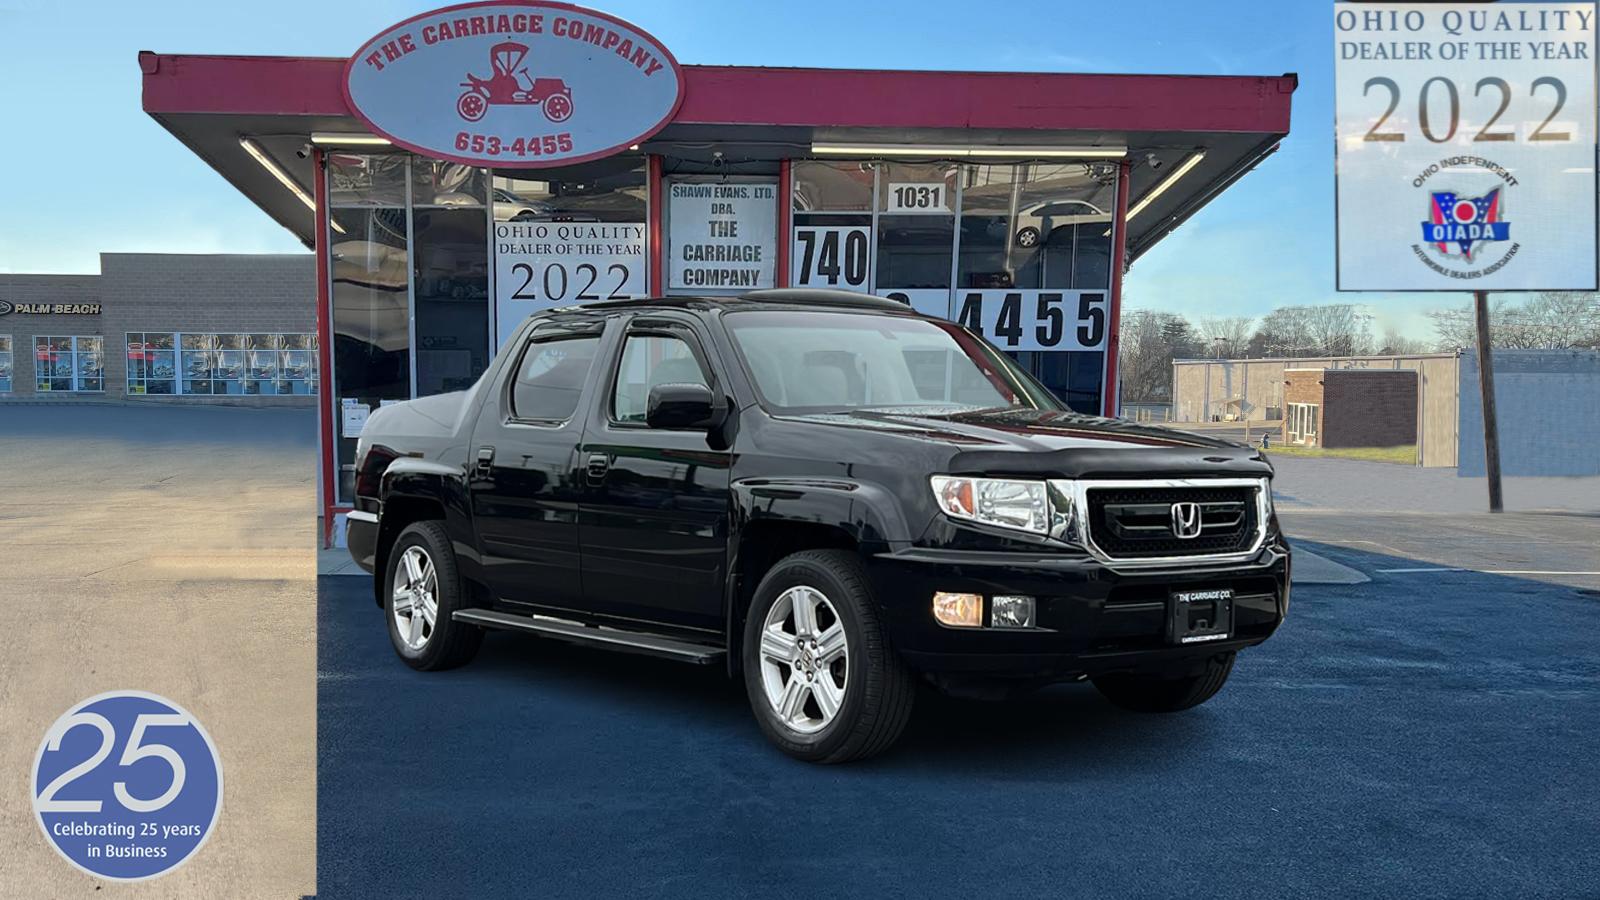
[343, 1, 685, 167]
[1334, 3, 1597, 291]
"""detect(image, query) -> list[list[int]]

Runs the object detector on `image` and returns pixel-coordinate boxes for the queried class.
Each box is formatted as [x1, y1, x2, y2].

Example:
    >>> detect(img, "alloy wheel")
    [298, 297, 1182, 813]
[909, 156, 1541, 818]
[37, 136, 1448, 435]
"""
[391, 546, 439, 651]
[758, 585, 849, 734]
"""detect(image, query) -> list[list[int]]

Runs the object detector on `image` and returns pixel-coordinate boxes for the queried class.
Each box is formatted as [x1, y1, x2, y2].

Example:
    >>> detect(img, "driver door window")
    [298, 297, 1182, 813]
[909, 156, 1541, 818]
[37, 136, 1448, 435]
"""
[611, 333, 709, 424]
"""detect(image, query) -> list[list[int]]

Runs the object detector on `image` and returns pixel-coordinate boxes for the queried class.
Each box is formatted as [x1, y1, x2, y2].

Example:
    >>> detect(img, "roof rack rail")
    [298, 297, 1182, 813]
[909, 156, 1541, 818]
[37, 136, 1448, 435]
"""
[738, 289, 909, 310]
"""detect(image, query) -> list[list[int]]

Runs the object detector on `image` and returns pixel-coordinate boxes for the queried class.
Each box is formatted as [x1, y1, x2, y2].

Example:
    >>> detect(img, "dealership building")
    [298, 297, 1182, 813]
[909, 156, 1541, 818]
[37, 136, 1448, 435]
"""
[0, 253, 315, 404]
[137, 2, 1296, 543]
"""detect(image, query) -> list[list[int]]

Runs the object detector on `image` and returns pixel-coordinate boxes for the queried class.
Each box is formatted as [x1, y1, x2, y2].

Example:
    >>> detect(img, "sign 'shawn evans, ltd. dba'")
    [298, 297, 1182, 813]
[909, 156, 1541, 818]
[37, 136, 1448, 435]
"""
[343, 1, 685, 168]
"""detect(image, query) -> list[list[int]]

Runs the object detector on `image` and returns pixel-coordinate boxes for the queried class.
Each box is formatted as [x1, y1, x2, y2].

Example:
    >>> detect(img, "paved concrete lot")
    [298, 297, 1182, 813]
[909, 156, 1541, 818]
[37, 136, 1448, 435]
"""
[0, 405, 317, 898]
[319, 532, 1599, 897]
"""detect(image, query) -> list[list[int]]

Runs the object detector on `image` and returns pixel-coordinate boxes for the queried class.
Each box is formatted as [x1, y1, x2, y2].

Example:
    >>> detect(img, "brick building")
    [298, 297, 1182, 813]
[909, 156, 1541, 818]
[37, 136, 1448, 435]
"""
[1282, 367, 1417, 450]
[0, 253, 315, 405]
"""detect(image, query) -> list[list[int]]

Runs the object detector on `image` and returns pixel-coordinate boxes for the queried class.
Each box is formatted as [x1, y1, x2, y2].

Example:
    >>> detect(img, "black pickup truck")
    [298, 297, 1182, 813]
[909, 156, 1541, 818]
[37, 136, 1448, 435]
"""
[347, 289, 1288, 763]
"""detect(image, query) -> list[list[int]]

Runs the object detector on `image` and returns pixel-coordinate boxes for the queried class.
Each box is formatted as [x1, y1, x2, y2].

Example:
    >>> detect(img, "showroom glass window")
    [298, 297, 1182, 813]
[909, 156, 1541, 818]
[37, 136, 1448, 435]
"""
[956, 163, 1115, 413]
[875, 162, 957, 306]
[35, 336, 102, 392]
[791, 161, 874, 293]
[0, 335, 11, 392]
[327, 153, 411, 502]
[413, 159, 490, 397]
[126, 332, 176, 395]
[491, 158, 648, 318]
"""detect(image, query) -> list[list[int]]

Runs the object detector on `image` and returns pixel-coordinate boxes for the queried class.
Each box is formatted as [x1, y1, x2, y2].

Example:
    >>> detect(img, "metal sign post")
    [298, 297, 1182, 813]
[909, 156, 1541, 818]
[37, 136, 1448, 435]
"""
[1473, 290, 1503, 513]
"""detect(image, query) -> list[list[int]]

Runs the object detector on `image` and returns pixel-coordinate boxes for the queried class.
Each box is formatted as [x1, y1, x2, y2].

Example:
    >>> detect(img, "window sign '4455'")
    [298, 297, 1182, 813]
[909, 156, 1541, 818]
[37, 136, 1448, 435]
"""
[954, 290, 1107, 352]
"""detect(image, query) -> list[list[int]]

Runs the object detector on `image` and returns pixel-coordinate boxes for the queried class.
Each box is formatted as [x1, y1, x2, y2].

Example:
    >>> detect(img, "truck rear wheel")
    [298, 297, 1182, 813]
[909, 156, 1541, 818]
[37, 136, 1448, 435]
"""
[742, 550, 914, 763]
[1091, 652, 1235, 713]
[384, 521, 482, 671]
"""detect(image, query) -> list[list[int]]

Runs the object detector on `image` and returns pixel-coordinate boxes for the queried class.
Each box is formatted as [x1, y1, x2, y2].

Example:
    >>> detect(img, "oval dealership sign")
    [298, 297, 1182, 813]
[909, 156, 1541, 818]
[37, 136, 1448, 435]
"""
[343, 1, 684, 167]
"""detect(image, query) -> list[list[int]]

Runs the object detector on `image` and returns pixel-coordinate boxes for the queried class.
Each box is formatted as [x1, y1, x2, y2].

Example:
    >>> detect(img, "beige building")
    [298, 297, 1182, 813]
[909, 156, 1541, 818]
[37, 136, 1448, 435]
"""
[1171, 353, 1461, 467]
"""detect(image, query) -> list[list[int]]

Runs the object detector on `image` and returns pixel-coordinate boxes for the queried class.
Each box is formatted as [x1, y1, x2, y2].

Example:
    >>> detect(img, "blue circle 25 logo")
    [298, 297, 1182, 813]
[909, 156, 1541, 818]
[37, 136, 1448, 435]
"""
[31, 691, 224, 881]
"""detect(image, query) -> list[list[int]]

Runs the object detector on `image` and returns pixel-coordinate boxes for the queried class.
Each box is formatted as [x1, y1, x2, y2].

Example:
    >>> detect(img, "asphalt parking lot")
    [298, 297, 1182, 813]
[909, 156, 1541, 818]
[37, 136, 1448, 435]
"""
[318, 468, 1600, 898]
[0, 404, 317, 898]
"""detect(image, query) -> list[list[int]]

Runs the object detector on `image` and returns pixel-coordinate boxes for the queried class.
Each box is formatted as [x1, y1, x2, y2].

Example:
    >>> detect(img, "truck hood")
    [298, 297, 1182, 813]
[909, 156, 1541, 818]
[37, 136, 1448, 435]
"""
[789, 406, 1272, 479]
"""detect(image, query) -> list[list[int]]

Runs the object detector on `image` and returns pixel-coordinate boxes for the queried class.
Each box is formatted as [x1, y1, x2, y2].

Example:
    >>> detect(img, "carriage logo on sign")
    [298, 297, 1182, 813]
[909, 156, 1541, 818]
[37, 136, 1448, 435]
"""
[343, 1, 685, 168]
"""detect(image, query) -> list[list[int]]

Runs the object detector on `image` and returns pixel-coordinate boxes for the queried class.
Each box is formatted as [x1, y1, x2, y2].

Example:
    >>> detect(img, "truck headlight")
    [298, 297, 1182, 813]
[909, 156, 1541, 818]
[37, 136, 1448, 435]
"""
[930, 476, 1049, 535]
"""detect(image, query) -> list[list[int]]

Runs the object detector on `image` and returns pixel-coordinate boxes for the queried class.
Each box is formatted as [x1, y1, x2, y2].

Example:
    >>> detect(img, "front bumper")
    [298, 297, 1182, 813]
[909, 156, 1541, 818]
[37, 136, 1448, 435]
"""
[866, 539, 1289, 681]
[346, 510, 379, 574]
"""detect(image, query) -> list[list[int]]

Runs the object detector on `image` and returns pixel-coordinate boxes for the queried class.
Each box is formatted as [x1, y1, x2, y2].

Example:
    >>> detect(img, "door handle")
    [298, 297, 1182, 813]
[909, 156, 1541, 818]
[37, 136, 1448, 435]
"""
[475, 446, 495, 477]
[586, 453, 610, 482]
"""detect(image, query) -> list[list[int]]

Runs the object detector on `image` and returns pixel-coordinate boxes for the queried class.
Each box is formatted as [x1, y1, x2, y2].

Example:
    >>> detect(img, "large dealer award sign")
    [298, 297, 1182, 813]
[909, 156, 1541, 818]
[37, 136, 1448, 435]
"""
[1334, 3, 1597, 291]
[344, 1, 684, 167]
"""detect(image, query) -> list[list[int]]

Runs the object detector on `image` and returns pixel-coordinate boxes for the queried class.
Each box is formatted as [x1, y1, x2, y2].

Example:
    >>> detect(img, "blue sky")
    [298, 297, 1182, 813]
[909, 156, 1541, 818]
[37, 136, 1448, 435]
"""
[0, 0, 1446, 337]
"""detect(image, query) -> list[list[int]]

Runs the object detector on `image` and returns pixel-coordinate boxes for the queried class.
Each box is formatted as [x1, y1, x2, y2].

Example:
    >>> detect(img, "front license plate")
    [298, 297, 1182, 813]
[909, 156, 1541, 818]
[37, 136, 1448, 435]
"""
[1169, 588, 1234, 645]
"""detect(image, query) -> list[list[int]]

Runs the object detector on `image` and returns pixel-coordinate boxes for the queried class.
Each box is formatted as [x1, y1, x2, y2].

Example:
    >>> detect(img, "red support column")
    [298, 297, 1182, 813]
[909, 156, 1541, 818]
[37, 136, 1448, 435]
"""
[648, 154, 665, 296]
[1101, 158, 1132, 418]
[777, 159, 793, 287]
[312, 149, 338, 547]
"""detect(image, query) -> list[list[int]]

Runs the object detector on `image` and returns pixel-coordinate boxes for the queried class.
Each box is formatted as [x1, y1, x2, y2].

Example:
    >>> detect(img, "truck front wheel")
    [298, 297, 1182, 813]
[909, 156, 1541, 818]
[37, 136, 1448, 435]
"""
[384, 521, 482, 671]
[742, 550, 915, 763]
[1091, 652, 1235, 713]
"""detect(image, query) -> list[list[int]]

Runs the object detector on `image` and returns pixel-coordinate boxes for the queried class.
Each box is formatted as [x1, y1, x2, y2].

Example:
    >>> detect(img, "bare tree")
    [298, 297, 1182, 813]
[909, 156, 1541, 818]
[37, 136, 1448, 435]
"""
[1377, 327, 1431, 356]
[1249, 304, 1373, 357]
[1119, 309, 1199, 403]
[1428, 292, 1600, 350]
[1196, 316, 1255, 358]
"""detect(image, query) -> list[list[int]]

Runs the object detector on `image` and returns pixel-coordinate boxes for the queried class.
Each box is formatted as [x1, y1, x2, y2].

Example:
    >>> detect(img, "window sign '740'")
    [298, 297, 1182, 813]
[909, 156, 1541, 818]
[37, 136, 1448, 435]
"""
[953, 290, 1107, 352]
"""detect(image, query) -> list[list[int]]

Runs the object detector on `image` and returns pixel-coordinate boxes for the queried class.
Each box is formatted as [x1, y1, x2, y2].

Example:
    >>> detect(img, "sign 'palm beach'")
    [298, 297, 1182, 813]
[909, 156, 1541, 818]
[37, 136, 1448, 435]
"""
[343, 1, 685, 168]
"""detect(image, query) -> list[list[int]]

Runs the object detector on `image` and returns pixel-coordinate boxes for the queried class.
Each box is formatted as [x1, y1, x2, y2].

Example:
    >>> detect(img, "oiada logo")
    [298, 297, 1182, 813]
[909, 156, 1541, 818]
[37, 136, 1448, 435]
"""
[343, 1, 684, 168]
[1415, 182, 1516, 278]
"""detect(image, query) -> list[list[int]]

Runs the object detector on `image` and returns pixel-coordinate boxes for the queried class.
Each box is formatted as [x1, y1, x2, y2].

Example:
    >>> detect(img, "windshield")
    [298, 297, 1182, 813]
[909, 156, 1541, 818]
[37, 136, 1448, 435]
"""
[723, 309, 1061, 415]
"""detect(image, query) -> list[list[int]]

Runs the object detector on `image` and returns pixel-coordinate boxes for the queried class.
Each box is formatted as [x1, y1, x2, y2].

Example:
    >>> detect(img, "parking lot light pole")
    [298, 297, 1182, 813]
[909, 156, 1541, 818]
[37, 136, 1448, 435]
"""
[1473, 290, 1503, 513]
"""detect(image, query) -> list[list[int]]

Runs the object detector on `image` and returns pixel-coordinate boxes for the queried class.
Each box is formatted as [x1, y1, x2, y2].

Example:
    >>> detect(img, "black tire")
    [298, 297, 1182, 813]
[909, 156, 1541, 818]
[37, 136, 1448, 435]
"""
[383, 521, 482, 671]
[1091, 652, 1236, 713]
[1015, 226, 1041, 248]
[742, 550, 915, 764]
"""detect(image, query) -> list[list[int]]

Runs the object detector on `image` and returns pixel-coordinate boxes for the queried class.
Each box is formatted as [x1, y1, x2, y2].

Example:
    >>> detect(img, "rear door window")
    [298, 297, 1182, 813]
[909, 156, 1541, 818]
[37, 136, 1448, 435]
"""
[510, 335, 601, 422]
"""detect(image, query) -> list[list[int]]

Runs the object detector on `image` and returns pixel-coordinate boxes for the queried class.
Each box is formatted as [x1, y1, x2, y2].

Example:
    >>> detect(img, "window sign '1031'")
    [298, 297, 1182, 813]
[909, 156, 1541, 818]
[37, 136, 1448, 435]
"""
[344, 2, 685, 167]
[885, 183, 951, 214]
[954, 290, 1107, 352]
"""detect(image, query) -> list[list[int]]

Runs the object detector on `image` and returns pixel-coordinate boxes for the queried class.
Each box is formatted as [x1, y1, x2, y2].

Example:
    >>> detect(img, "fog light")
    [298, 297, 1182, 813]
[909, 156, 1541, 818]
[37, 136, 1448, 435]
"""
[932, 592, 983, 628]
[991, 595, 1036, 629]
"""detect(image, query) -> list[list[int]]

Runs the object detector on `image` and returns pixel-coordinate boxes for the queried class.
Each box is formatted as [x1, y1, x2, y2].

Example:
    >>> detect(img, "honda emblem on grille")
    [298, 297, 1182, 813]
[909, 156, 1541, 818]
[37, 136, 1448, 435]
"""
[1170, 502, 1203, 539]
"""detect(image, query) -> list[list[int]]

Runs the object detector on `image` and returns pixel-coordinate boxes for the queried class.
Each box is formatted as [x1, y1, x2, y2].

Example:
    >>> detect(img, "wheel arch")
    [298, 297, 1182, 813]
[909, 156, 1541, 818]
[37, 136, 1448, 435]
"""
[373, 459, 471, 608]
[725, 478, 911, 677]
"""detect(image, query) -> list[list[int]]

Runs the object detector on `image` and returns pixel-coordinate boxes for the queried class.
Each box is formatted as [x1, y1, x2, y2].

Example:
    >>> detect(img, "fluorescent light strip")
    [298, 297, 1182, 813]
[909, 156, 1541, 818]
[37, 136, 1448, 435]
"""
[811, 143, 1125, 159]
[239, 137, 343, 234]
[310, 132, 393, 146]
[1126, 151, 1206, 221]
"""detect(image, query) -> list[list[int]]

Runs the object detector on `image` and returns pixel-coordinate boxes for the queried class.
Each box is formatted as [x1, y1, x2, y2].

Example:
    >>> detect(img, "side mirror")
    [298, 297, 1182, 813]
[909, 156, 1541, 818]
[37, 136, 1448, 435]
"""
[645, 382, 719, 430]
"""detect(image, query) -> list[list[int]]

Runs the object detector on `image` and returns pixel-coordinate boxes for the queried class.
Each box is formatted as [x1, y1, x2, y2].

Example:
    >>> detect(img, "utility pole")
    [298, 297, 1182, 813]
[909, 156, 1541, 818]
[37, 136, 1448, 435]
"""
[1473, 290, 1503, 513]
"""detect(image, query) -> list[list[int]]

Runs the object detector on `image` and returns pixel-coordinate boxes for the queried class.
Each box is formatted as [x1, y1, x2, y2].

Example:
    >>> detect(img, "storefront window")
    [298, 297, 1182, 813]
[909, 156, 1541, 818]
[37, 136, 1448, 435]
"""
[35, 335, 102, 392]
[328, 153, 408, 207]
[791, 162, 874, 294]
[412, 160, 485, 207]
[793, 161, 873, 213]
[126, 332, 176, 395]
[414, 206, 491, 397]
[492, 158, 646, 223]
[490, 159, 648, 348]
[876, 162, 957, 299]
[956, 162, 1116, 413]
[0, 335, 12, 392]
[329, 153, 411, 502]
